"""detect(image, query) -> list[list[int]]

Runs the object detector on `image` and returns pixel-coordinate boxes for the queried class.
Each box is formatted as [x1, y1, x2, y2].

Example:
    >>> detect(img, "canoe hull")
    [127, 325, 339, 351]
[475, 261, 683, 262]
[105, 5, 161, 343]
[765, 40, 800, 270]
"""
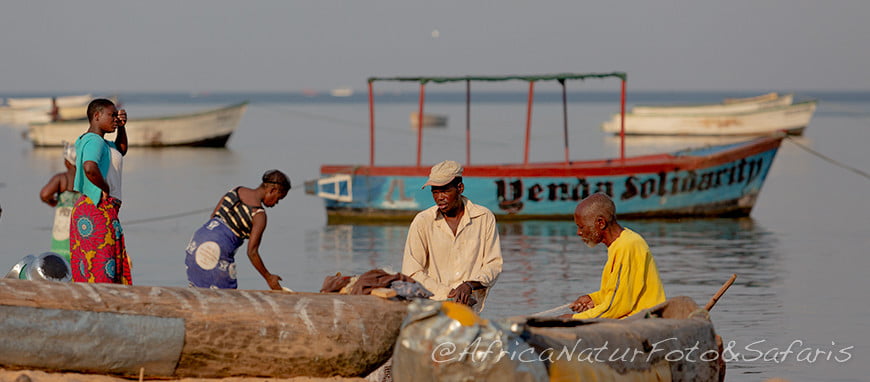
[0, 279, 407, 379]
[27, 102, 247, 147]
[313, 136, 783, 222]
[602, 101, 816, 136]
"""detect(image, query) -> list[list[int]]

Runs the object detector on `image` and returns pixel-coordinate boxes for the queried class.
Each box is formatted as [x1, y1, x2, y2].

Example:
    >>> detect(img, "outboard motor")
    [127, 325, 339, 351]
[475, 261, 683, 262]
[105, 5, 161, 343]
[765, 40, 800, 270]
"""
[4, 252, 72, 282]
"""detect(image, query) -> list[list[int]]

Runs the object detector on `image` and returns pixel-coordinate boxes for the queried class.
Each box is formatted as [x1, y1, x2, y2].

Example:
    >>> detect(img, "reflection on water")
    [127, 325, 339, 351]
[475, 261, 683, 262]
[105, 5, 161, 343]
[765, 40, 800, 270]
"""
[309, 218, 781, 315]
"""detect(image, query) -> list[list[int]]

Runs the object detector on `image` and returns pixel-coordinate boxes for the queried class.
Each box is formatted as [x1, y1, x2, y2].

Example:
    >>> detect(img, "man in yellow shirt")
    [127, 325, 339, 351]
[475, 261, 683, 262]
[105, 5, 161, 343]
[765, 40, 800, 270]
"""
[567, 193, 665, 319]
[402, 160, 503, 313]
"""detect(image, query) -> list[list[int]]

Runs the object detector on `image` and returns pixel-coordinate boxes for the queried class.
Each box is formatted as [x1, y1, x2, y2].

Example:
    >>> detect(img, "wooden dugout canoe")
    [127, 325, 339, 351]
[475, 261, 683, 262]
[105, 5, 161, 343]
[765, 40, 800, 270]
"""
[519, 296, 724, 381]
[393, 296, 724, 381]
[0, 279, 407, 379]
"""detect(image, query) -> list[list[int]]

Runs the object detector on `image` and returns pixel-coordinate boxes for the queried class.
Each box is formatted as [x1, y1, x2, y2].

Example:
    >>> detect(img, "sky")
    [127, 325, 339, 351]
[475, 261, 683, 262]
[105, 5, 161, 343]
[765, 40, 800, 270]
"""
[2, 1, 869, 93]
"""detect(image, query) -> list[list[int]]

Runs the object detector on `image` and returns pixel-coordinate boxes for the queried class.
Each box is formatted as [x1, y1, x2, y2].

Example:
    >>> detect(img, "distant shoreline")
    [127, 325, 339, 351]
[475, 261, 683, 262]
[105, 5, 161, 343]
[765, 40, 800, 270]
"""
[3, 90, 869, 105]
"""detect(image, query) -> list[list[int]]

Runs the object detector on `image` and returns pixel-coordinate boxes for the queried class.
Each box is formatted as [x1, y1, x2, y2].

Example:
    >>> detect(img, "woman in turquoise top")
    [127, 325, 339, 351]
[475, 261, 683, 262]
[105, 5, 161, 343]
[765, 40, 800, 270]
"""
[70, 98, 131, 284]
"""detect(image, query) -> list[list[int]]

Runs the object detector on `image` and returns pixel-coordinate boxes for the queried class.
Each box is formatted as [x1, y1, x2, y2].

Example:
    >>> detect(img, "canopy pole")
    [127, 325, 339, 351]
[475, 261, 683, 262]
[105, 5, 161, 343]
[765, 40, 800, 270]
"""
[524, 81, 535, 166]
[416, 83, 426, 167]
[620, 79, 626, 161]
[560, 79, 569, 164]
[368, 82, 375, 167]
[466, 80, 471, 166]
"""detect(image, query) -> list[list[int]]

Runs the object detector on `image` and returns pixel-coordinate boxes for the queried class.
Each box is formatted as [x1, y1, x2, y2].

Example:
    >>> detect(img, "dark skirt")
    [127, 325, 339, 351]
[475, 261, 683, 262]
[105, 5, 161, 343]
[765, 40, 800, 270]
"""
[185, 218, 244, 289]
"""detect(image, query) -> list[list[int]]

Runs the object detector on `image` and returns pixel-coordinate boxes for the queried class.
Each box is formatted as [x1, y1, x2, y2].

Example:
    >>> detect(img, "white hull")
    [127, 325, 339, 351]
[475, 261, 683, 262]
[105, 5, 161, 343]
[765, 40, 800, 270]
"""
[631, 93, 793, 115]
[0, 107, 52, 125]
[4, 94, 92, 109]
[27, 102, 248, 147]
[0, 95, 110, 125]
[602, 100, 817, 136]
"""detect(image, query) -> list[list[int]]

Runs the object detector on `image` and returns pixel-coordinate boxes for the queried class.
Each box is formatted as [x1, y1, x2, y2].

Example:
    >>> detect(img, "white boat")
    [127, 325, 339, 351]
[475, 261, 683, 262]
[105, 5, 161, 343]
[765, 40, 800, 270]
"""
[631, 92, 794, 115]
[601, 100, 817, 136]
[27, 102, 248, 147]
[409, 112, 448, 128]
[0, 94, 104, 125]
[330, 88, 354, 97]
[5, 94, 92, 109]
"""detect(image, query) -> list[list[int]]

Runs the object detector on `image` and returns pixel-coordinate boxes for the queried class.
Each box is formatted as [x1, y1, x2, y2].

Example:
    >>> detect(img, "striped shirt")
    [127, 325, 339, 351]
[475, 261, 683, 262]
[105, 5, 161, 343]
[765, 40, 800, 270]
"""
[214, 187, 263, 239]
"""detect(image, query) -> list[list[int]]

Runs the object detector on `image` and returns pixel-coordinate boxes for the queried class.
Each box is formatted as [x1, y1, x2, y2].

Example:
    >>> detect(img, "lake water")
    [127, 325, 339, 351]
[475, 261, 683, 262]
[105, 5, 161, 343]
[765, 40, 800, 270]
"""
[1, 90, 868, 381]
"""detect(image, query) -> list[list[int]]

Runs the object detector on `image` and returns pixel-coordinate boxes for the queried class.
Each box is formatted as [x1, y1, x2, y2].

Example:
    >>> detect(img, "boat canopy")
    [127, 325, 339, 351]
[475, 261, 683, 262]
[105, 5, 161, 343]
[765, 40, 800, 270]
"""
[365, 72, 628, 167]
[368, 72, 627, 84]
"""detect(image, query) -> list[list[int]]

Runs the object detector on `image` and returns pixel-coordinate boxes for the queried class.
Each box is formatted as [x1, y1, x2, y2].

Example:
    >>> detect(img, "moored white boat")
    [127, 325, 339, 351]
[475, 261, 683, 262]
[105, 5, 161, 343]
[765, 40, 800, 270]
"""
[330, 87, 354, 97]
[601, 100, 817, 136]
[27, 102, 248, 147]
[631, 92, 793, 115]
[1, 94, 110, 125]
[409, 111, 448, 128]
[5, 94, 93, 109]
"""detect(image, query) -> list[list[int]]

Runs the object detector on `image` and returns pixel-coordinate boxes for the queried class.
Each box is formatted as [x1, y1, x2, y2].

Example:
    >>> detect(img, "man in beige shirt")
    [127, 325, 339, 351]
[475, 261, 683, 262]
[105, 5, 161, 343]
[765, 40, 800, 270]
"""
[402, 160, 503, 313]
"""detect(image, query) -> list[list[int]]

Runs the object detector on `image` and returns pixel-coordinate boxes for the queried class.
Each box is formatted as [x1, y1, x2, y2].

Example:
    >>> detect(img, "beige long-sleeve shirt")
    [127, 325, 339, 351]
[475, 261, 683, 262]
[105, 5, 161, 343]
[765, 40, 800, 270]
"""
[402, 197, 503, 312]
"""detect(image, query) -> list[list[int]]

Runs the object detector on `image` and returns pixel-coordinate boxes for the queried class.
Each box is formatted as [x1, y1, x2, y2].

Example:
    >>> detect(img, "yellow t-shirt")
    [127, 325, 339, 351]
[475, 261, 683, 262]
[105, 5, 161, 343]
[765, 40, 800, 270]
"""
[573, 228, 666, 319]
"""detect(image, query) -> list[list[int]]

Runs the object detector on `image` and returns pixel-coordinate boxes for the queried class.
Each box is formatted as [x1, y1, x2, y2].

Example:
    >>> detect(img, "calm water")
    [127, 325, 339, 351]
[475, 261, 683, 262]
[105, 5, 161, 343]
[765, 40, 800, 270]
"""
[1, 91, 869, 381]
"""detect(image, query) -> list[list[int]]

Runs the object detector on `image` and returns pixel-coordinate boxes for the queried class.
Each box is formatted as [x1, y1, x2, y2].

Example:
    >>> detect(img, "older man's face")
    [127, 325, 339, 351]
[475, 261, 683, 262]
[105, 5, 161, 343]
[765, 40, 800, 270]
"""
[574, 211, 602, 248]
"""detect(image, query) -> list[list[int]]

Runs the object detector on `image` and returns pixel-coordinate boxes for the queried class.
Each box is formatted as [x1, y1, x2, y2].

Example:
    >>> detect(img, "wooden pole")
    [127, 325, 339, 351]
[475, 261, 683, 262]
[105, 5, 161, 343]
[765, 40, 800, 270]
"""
[416, 83, 426, 167]
[619, 79, 626, 161]
[560, 78, 570, 164]
[466, 80, 471, 166]
[368, 82, 375, 167]
[705, 274, 737, 311]
[523, 81, 535, 166]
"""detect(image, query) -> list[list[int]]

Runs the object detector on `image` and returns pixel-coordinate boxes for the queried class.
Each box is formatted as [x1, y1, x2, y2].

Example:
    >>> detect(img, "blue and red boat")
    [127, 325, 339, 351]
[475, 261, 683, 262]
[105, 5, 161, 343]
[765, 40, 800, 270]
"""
[306, 73, 784, 222]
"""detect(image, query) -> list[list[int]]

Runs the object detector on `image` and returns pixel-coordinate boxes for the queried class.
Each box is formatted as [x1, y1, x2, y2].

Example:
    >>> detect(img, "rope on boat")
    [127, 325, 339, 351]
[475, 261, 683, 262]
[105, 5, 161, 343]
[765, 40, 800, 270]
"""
[785, 136, 870, 181]
[530, 303, 572, 317]
[122, 207, 214, 226]
[37, 206, 214, 230]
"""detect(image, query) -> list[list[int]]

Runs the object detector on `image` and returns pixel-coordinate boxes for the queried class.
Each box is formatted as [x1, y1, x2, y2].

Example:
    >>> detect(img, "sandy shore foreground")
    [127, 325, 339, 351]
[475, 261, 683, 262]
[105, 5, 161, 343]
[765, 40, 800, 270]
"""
[0, 369, 366, 382]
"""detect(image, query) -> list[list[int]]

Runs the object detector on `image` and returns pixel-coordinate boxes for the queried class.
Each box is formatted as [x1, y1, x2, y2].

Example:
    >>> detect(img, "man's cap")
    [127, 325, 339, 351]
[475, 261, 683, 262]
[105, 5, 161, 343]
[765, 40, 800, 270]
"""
[422, 160, 463, 189]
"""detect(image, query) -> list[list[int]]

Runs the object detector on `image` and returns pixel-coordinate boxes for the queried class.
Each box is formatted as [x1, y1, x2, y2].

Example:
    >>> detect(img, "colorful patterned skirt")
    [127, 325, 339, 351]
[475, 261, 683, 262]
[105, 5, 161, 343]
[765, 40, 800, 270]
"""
[185, 218, 244, 289]
[70, 195, 132, 284]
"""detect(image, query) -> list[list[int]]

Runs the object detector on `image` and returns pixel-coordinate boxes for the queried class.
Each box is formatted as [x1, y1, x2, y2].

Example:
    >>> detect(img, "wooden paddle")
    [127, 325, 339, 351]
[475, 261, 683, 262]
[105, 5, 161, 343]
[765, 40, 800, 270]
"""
[705, 274, 737, 311]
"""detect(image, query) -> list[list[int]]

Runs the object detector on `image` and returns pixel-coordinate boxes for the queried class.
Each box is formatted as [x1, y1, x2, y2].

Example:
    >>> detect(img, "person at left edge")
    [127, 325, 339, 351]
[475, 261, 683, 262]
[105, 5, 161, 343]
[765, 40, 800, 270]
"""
[39, 142, 81, 262]
[70, 98, 131, 284]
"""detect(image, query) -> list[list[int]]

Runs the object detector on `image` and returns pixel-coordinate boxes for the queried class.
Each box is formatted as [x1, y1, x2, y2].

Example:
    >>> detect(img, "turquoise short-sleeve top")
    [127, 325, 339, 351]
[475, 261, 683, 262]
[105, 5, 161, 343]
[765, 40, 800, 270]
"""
[74, 132, 110, 203]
